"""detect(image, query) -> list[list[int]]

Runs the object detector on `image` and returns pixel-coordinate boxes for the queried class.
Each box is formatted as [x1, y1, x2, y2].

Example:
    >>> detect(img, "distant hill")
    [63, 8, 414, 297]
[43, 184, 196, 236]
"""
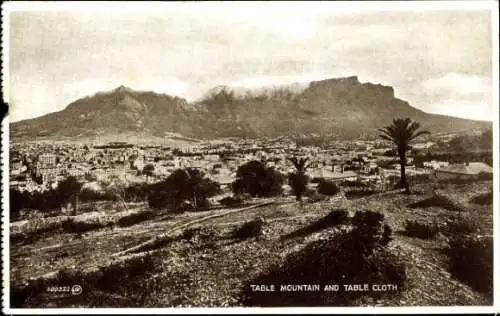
[10, 76, 491, 141]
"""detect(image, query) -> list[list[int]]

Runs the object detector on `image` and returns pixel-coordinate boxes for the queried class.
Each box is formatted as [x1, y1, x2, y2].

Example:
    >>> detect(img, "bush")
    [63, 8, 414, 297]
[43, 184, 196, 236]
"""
[351, 210, 393, 254]
[406, 174, 431, 185]
[218, 196, 243, 207]
[403, 220, 439, 239]
[408, 193, 466, 212]
[446, 235, 493, 295]
[310, 177, 323, 183]
[116, 210, 156, 228]
[339, 180, 368, 188]
[317, 180, 340, 196]
[231, 217, 265, 240]
[282, 209, 350, 240]
[61, 217, 113, 234]
[11, 216, 68, 244]
[240, 211, 404, 306]
[181, 226, 220, 242]
[345, 189, 378, 199]
[323, 209, 349, 226]
[470, 190, 493, 205]
[442, 216, 480, 237]
[306, 191, 328, 203]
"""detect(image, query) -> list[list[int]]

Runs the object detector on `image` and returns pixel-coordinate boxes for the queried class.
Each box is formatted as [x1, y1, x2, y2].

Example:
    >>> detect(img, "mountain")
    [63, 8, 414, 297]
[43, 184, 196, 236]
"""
[10, 76, 491, 141]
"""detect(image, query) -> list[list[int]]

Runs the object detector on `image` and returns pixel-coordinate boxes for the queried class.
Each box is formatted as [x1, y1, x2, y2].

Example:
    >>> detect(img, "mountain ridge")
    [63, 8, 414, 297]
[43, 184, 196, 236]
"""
[11, 76, 491, 141]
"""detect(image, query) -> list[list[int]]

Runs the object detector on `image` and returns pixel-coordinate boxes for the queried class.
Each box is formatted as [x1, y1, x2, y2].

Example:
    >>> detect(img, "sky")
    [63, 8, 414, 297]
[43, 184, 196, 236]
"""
[4, 1, 497, 122]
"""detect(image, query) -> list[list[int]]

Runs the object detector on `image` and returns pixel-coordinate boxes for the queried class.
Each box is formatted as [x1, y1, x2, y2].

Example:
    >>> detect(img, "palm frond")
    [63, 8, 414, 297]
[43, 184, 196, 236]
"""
[409, 130, 430, 142]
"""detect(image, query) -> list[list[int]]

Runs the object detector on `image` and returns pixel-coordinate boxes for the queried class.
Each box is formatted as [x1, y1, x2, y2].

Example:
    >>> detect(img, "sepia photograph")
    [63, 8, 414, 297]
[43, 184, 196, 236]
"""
[2, 1, 499, 313]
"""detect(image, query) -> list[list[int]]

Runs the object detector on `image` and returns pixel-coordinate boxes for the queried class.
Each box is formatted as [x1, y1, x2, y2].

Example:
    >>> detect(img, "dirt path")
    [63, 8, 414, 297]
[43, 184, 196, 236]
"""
[115, 200, 276, 256]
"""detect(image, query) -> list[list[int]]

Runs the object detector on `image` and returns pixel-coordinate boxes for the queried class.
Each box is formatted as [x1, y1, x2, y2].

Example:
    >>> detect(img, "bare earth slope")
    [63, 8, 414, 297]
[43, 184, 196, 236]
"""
[10, 181, 493, 307]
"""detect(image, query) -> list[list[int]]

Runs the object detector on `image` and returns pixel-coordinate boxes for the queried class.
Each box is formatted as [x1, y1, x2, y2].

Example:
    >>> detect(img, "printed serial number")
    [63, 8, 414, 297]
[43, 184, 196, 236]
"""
[46, 286, 71, 293]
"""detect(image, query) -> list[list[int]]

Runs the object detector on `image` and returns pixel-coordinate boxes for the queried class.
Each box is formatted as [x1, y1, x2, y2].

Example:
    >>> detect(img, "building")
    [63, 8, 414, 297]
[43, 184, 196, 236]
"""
[435, 162, 493, 180]
[11, 159, 23, 170]
[332, 164, 345, 173]
[308, 168, 358, 182]
[423, 160, 449, 170]
[38, 153, 57, 168]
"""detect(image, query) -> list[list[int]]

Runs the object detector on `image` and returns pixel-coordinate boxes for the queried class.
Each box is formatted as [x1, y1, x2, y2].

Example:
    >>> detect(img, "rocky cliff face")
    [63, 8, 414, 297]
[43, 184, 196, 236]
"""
[10, 76, 490, 141]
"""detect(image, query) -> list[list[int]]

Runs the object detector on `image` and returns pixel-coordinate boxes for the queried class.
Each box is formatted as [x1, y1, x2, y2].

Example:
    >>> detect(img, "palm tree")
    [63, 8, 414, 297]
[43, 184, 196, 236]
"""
[378, 118, 430, 194]
[287, 156, 311, 201]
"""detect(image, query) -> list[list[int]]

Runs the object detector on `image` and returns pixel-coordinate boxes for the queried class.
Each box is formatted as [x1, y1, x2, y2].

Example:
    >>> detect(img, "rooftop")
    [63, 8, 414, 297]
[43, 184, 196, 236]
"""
[436, 162, 493, 175]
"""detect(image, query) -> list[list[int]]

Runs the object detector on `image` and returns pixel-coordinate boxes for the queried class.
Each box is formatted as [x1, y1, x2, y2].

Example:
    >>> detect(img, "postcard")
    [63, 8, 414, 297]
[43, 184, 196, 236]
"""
[2, 1, 498, 314]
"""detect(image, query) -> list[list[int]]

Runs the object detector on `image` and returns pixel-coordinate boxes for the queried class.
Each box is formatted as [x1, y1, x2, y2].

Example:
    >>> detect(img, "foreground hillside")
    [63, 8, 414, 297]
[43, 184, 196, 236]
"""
[11, 76, 490, 140]
[10, 180, 493, 307]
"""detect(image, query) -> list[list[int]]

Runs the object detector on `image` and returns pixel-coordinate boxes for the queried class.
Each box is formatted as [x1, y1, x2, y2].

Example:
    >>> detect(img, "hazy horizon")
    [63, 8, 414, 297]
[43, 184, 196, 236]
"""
[4, 1, 496, 123]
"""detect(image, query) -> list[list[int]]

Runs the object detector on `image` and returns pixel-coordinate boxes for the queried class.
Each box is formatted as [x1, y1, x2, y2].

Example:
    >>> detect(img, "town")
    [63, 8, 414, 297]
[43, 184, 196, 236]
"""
[10, 134, 492, 199]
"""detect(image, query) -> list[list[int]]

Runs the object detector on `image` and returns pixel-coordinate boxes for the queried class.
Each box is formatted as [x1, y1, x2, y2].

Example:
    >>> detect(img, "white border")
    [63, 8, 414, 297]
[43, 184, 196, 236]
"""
[2, 1, 499, 314]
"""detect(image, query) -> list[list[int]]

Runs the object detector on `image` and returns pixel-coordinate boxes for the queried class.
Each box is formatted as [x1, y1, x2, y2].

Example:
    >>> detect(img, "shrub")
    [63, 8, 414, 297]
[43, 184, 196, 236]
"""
[116, 210, 156, 228]
[310, 177, 323, 183]
[61, 217, 113, 234]
[306, 191, 328, 203]
[218, 196, 243, 207]
[181, 226, 220, 242]
[11, 216, 68, 244]
[408, 193, 466, 212]
[407, 174, 431, 185]
[445, 235, 493, 295]
[282, 209, 350, 240]
[350, 210, 393, 254]
[442, 216, 480, 237]
[339, 180, 368, 188]
[240, 211, 404, 306]
[345, 189, 378, 199]
[403, 220, 439, 239]
[231, 217, 265, 240]
[323, 209, 349, 226]
[317, 180, 340, 196]
[470, 190, 493, 205]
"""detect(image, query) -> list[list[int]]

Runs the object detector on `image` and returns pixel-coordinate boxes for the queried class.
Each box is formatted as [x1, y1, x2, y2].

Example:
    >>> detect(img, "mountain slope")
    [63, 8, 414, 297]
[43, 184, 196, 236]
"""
[10, 76, 491, 141]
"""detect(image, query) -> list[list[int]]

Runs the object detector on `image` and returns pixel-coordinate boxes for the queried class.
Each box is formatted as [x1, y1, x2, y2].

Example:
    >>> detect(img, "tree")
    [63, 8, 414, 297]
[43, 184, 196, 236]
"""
[100, 175, 129, 211]
[148, 168, 220, 212]
[232, 160, 284, 198]
[57, 176, 83, 214]
[84, 172, 97, 182]
[378, 118, 430, 194]
[143, 163, 155, 181]
[287, 156, 310, 202]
